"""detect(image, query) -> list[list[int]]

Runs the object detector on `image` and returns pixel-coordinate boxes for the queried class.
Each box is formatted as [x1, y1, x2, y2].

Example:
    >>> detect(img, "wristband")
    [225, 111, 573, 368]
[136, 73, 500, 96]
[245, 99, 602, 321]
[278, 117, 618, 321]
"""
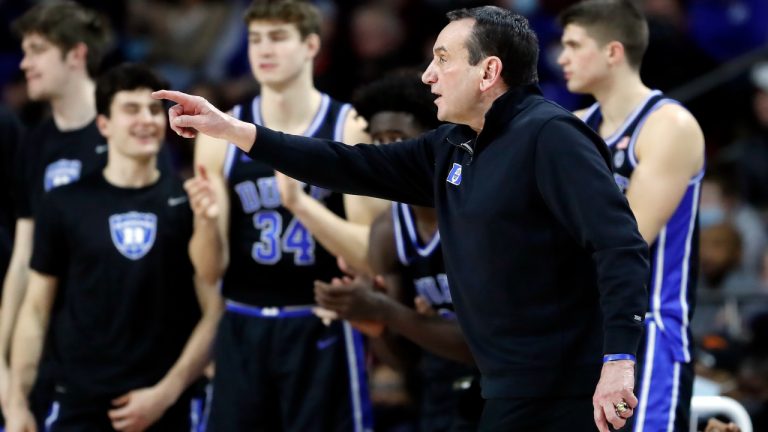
[603, 354, 636, 363]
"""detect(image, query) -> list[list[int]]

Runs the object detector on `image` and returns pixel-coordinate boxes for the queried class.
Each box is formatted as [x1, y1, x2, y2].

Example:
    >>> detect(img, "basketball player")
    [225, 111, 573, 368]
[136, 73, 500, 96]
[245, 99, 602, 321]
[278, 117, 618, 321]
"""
[4, 63, 221, 432]
[0, 1, 112, 421]
[314, 72, 482, 431]
[558, 1, 705, 430]
[186, 1, 383, 430]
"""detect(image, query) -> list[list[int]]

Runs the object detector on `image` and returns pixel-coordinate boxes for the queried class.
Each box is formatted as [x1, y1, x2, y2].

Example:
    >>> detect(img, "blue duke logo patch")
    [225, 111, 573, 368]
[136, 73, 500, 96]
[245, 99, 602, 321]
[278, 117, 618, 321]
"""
[44, 159, 82, 191]
[446, 163, 463, 186]
[109, 212, 157, 260]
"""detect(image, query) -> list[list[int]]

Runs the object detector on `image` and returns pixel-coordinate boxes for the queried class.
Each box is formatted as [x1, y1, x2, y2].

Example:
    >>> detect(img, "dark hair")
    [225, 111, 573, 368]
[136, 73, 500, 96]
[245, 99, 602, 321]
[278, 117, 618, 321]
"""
[353, 70, 441, 131]
[96, 64, 169, 117]
[559, 0, 648, 70]
[244, 0, 322, 39]
[446, 6, 538, 88]
[12, 1, 112, 78]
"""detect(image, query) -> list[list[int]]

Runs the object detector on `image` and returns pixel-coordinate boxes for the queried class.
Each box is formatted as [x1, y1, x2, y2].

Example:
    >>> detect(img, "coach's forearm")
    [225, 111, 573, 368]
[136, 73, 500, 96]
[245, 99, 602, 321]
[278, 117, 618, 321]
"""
[223, 116, 256, 154]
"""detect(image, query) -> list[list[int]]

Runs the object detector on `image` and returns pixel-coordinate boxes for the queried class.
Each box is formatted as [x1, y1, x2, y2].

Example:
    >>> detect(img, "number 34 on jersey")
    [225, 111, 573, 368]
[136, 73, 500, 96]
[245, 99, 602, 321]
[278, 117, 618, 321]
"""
[233, 176, 332, 266]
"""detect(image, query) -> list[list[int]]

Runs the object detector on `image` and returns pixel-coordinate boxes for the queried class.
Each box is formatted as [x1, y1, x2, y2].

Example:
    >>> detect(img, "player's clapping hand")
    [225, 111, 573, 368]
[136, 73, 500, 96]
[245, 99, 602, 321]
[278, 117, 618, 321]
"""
[414, 296, 437, 317]
[314, 275, 387, 322]
[184, 165, 219, 220]
[274, 171, 307, 211]
[593, 360, 637, 431]
[108, 387, 171, 432]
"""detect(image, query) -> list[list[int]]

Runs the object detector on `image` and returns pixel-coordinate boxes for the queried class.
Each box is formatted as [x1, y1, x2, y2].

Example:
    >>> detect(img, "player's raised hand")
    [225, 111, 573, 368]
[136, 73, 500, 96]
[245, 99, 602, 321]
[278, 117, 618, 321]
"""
[274, 171, 307, 210]
[151, 90, 255, 150]
[185, 165, 220, 220]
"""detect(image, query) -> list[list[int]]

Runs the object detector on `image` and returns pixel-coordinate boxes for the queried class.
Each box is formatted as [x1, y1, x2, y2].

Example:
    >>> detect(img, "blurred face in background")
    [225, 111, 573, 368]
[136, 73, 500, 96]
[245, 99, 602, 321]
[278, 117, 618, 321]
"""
[247, 20, 319, 88]
[368, 111, 424, 145]
[20, 33, 77, 101]
[700, 222, 742, 286]
[558, 24, 610, 94]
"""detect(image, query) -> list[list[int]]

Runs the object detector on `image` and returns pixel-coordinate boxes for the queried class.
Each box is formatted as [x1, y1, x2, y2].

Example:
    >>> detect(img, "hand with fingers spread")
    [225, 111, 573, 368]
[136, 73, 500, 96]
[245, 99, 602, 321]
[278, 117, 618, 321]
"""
[592, 359, 637, 431]
[184, 165, 220, 220]
[108, 387, 172, 432]
[151, 90, 255, 149]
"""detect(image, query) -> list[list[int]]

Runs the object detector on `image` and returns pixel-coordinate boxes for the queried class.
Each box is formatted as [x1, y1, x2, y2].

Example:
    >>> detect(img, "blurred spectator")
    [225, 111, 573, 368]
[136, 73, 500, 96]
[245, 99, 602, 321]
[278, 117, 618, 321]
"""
[718, 63, 768, 211]
[126, 0, 238, 90]
[688, 0, 768, 63]
[700, 165, 767, 275]
[692, 221, 759, 339]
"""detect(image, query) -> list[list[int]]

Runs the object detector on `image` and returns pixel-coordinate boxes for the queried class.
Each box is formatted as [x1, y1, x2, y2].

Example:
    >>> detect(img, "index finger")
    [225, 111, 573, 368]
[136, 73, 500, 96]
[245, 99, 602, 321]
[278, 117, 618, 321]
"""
[151, 89, 194, 105]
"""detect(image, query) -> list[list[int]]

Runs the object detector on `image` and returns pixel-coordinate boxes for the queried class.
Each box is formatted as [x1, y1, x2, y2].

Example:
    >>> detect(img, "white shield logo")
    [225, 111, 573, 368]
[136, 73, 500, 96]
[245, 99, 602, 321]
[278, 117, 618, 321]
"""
[44, 159, 82, 191]
[109, 212, 157, 260]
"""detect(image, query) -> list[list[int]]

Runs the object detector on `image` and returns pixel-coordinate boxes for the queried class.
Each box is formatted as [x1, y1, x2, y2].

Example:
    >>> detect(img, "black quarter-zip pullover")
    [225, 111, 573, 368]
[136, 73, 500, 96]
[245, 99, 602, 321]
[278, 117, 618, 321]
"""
[246, 84, 649, 398]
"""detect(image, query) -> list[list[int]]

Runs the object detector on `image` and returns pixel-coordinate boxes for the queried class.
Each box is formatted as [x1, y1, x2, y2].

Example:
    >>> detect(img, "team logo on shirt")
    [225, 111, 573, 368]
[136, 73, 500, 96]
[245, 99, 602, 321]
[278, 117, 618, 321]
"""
[109, 212, 157, 260]
[446, 163, 463, 186]
[44, 159, 82, 191]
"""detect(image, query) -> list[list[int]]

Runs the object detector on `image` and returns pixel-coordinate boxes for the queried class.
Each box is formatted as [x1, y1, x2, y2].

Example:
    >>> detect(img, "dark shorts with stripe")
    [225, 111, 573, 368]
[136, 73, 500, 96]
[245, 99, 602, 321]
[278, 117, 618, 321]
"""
[207, 304, 372, 432]
[626, 320, 694, 432]
[43, 393, 193, 432]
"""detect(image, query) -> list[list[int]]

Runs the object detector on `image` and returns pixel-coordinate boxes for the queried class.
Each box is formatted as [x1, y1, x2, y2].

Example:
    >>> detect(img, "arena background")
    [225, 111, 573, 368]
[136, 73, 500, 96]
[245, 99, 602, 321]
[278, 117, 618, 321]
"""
[0, 0, 767, 430]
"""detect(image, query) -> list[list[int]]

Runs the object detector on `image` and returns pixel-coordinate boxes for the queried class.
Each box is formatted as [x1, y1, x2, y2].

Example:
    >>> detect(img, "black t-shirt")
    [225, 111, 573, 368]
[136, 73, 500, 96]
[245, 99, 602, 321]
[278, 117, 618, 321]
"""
[31, 172, 199, 401]
[15, 118, 106, 220]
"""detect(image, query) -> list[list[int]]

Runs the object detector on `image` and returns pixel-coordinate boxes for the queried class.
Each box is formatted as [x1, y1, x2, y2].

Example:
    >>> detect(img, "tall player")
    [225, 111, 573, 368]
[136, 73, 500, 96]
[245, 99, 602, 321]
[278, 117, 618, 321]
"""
[558, 1, 705, 430]
[4, 63, 222, 432]
[314, 72, 482, 432]
[0, 0, 111, 419]
[187, 1, 383, 430]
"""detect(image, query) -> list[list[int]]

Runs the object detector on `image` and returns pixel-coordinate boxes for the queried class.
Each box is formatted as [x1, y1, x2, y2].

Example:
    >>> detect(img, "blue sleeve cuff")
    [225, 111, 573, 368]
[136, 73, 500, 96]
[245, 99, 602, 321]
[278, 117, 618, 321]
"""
[603, 353, 636, 363]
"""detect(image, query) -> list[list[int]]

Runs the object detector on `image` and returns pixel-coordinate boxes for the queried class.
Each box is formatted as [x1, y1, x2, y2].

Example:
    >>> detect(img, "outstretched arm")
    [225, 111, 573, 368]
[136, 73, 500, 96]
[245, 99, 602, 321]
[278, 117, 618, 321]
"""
[153, 90, 436, 206]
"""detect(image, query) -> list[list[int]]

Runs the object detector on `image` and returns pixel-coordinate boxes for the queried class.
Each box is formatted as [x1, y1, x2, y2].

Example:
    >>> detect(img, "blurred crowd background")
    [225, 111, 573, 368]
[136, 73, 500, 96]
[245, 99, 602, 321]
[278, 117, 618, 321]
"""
[1, 0, 768, 429]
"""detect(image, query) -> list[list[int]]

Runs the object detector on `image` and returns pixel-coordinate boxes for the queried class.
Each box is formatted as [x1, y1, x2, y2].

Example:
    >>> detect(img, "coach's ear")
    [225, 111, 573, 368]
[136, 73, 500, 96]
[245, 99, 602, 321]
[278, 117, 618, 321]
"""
[479, 56, 503, 92]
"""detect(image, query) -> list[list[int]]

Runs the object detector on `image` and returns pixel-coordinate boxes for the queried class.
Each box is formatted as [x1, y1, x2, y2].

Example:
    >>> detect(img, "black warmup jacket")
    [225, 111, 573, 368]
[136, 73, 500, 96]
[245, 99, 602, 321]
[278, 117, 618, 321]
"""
[247, 85, 649, 398]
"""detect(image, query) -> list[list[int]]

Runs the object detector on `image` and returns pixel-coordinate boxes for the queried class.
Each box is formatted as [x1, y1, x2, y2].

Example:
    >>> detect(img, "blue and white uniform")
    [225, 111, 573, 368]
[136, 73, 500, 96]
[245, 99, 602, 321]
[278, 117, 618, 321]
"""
[209, 94, 372, 432]
[582, 90, 703, 432]
[392, 202, 480, 432]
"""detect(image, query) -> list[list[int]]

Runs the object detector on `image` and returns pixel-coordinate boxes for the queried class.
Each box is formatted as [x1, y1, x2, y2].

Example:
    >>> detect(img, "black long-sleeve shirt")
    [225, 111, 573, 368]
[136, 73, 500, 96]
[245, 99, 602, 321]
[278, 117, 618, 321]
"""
[248, 85, 649, 398]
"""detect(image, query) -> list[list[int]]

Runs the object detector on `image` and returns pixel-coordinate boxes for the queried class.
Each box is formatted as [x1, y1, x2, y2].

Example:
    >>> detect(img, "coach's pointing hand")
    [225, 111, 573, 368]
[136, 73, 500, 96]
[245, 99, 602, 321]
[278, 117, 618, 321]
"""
[152, 90, 256, 151]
